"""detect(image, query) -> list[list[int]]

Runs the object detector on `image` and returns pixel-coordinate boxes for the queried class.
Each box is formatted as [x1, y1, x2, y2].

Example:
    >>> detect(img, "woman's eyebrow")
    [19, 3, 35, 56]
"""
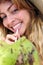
[0, 13, 5, 16]
[7, 4, 13, 11]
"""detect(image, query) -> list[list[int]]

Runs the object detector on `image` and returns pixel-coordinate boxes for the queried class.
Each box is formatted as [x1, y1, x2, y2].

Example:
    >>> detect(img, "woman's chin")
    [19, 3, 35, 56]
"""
[19, 29, 25, 36]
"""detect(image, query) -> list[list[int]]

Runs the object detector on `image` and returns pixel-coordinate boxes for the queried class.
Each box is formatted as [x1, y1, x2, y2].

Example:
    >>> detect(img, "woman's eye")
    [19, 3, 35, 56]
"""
[13, 9, 18, 12]
[12, 9, 18, 13]
[2, 15, 7, 20]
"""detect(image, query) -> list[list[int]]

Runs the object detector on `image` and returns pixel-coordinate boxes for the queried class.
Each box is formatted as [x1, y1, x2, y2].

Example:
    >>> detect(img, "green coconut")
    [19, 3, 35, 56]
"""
[0, 36, 40, 65]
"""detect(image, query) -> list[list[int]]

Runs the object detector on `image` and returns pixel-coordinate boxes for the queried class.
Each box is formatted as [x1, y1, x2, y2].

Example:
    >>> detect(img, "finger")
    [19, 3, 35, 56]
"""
[6, 34, 17, 41]
[2, 37, 5, 41]
[13, 29, 20, 39]
[5, 38, 14, 44]
[6, 34, 17, 43]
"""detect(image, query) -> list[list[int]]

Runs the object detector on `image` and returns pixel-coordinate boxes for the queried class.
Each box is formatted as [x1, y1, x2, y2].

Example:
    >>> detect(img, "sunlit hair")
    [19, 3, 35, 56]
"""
[0, 0, 43, 64]
[0, 18, 7, 40]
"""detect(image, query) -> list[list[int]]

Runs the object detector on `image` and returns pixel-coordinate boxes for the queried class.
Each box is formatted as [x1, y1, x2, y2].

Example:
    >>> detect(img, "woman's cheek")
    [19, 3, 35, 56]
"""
[18, 10, 31, 23]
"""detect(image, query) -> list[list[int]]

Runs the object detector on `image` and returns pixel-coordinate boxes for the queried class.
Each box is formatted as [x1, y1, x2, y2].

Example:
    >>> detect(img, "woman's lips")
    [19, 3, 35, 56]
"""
[12, 23, 22, 32]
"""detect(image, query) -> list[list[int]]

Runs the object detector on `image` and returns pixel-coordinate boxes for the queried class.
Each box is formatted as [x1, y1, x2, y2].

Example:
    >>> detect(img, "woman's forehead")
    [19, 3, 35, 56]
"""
[0, 1, 12, 12]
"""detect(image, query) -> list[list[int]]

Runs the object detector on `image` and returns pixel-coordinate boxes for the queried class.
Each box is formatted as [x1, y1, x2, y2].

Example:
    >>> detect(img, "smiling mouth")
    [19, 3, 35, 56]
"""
[11, 22, 22, 33]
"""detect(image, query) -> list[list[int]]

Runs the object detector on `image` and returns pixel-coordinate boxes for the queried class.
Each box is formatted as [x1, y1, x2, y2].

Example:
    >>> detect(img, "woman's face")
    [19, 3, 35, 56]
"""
[0, 1, 31, 36]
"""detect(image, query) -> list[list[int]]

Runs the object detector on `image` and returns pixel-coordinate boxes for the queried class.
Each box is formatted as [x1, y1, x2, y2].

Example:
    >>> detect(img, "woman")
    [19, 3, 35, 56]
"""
[0, 0, 43, 64]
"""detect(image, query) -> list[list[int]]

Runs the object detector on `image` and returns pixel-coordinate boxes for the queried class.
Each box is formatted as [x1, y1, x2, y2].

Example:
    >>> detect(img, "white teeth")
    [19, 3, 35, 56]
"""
[13, 23, 21, 29]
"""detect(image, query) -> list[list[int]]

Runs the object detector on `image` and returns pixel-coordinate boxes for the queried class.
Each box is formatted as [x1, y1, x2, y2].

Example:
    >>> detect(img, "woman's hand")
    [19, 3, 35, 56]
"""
[4, 29, 20, 44]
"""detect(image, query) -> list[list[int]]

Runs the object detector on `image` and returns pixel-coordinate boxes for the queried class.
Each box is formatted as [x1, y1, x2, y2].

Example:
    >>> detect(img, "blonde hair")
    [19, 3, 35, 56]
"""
[0, 23, 7, 40]
[29, 17, 43, 65]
